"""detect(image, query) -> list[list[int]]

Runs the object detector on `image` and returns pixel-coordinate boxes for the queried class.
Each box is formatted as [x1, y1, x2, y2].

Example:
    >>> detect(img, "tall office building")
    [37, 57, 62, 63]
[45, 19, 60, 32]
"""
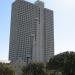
[9, 0, 54, 63]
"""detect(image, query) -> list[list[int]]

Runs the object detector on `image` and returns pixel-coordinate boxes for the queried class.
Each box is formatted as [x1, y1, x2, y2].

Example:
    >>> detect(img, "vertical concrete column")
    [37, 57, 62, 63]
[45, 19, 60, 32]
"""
[34, 1, 44, 62]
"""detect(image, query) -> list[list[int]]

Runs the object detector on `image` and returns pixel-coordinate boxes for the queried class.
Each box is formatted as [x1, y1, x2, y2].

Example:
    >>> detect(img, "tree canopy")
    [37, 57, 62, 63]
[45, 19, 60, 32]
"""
[22, 63, 47, 75]
[0, 63, 15, 75]
[47, 51, 75, 75]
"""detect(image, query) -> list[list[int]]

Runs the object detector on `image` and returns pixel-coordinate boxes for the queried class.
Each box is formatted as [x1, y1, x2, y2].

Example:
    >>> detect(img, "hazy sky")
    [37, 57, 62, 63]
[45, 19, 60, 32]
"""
[0, 0, 75, 60]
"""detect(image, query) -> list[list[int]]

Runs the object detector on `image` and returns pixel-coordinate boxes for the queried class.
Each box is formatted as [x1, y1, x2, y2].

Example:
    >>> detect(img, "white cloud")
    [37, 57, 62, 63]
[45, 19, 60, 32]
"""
[52, 0, 75, 6]
[64, 0, 75, 5]
[53, 0, 75, 7]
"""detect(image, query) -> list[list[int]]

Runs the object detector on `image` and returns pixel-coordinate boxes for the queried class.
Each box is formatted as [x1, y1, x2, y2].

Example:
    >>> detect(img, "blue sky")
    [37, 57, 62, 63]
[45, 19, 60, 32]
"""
[0, 0, 75, 60]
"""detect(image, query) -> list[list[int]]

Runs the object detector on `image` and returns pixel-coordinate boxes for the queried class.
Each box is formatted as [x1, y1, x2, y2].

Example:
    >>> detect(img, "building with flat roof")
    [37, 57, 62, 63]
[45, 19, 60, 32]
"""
[9, 0, 54, 63]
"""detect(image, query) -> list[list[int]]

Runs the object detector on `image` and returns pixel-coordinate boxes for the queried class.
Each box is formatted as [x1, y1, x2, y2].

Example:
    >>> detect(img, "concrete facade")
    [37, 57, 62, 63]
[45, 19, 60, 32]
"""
[9, 0, 54, 63]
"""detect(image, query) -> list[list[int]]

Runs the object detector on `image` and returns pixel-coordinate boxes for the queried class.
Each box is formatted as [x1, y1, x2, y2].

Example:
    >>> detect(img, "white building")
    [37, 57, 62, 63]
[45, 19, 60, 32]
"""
[9, 0, 54, 63]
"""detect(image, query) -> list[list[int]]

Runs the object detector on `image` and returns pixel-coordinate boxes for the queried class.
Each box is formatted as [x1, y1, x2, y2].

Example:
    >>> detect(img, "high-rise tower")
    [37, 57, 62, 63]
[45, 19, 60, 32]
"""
[9, 0, 54, 63]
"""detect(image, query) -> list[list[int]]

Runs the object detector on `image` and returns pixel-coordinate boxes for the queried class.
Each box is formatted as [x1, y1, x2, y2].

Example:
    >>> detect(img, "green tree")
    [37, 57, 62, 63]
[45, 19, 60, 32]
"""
[0, 63, 15, 75]
[22, 63, 47, 75]
[47, 51, 75, 75]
